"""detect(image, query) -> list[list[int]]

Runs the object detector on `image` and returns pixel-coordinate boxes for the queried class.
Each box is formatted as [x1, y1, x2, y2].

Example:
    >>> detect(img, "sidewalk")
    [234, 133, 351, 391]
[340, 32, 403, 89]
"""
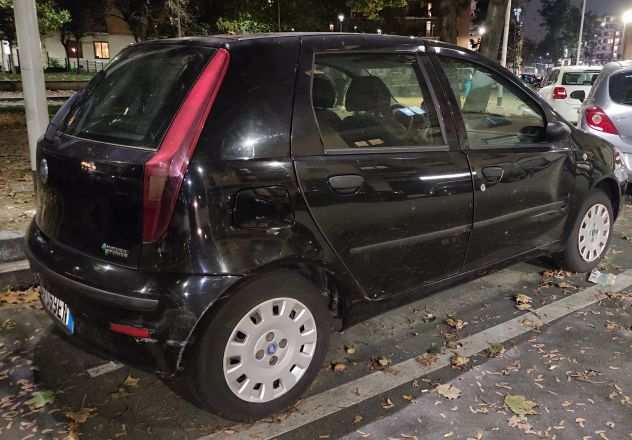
[0, 125, 33, 234]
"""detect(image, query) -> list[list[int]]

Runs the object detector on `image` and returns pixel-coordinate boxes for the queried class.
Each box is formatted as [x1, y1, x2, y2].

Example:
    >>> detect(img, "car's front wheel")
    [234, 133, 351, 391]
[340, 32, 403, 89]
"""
[561, 189, 613, 273]
[188, 272, 330, 421]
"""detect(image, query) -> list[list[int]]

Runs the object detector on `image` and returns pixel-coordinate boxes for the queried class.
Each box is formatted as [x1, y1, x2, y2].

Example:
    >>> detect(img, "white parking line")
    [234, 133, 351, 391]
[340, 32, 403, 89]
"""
[201, 270, 632, 440]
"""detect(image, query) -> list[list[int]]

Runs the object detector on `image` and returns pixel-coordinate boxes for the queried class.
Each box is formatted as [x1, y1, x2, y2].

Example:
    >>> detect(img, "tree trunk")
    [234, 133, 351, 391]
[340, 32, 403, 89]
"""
[479, 0, 506, 61]
[439, 0, 458, 44]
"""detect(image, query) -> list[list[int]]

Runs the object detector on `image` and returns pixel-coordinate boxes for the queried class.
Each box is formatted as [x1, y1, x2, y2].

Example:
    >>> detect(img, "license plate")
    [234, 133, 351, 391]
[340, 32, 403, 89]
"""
[41, 287, 75, 334]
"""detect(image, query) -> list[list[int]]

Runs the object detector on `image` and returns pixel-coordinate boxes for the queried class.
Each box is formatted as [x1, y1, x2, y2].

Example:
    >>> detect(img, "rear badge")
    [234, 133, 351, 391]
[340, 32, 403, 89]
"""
[39, 158, 48, 184]
[101, 243, 129, 259]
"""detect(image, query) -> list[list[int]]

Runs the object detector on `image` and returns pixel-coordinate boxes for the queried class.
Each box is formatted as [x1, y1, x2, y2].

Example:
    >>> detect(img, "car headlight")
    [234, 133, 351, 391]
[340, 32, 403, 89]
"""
[613, 147, 628, 183]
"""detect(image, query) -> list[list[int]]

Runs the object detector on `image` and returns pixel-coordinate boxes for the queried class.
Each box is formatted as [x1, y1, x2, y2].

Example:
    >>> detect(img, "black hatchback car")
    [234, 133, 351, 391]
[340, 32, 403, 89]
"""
[27, 33, 624, 421]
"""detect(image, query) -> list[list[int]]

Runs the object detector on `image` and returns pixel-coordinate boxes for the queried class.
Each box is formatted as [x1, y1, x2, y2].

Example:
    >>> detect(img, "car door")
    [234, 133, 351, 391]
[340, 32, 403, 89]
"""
[292, 37, 474, 300]
[433, 50, 575, 271]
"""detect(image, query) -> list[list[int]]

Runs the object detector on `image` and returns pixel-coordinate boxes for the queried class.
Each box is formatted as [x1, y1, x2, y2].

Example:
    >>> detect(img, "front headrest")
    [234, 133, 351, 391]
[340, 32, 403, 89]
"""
[313, 74, 336, 109]
[345, 76, 391, 112]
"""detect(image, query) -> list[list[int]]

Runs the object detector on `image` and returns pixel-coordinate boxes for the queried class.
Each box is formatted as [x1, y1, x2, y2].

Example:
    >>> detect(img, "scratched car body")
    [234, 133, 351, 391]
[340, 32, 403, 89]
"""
[26, 33, 624, 421]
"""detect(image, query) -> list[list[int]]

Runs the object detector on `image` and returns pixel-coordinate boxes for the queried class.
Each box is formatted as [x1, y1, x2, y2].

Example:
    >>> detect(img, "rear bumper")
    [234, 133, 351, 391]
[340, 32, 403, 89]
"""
[25, 221, 240, 373]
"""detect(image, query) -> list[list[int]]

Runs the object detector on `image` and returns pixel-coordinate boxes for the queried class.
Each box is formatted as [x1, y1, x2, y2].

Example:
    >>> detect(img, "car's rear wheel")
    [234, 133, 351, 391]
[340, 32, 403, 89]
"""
[561, 190, 613, 273]
[189, 272, 330, 421]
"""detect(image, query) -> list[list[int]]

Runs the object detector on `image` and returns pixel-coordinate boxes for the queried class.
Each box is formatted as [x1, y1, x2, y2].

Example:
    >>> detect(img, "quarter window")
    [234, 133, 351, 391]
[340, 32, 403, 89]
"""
[311, 53, 444, 151]
[439, 57, 545, 147]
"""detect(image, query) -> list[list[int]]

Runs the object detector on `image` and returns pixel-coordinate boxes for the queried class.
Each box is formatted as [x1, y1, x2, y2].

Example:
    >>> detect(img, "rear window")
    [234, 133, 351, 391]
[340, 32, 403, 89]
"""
[561, 71, 600, 86]
[62, 44, 216, 148]
[609, 71, 632, 106]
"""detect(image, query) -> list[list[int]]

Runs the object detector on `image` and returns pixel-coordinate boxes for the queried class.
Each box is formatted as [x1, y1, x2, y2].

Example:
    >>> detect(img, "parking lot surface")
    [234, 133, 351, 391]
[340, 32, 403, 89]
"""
[0, 200, 631, 440]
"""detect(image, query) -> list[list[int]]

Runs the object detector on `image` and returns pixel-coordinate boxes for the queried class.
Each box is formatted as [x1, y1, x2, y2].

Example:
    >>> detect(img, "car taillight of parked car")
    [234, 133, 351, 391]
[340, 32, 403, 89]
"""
[553, 86, 567, 99]
[142, 48, 230, 243]
[584, 106, 619, 135]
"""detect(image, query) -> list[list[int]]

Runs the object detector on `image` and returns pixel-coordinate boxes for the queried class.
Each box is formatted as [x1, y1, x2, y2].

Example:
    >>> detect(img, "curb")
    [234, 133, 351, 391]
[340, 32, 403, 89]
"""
[0, 231, 34, 290]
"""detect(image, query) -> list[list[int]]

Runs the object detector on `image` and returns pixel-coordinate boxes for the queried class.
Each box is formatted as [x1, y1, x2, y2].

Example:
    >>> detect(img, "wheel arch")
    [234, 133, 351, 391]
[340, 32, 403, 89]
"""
[175, 259, 351, 372]
[594, 177, 621, 220]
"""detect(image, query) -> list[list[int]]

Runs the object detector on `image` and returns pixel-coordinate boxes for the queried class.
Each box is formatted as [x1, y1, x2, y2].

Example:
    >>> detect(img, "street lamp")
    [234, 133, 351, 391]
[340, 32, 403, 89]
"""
[337, 13, 345, 32]
[478, 26, 486, 36]
[377, 28, 383, 34]
[354, 25, 358, 32]
[329, 23, 335, 32]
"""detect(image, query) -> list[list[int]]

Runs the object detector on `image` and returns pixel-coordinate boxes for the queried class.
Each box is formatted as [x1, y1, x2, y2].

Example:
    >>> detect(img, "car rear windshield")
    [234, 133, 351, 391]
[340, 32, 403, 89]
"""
[62, 44, 216, 148]
[561, 71, 600, 86]
[609, 71, 632, 106]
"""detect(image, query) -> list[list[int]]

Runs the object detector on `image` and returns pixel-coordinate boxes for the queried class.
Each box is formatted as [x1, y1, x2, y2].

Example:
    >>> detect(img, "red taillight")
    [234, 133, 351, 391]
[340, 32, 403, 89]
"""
[553, 86, 567, 99]
[142, 48, 230, 242]
[585, 106, 619, 134]
[110, 323, 151, 338]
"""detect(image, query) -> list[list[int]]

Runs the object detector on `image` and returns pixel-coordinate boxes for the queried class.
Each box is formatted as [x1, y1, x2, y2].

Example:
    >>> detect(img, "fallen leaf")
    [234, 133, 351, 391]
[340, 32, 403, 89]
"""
[65, 407, 96, 424]
[332, 362, 347, 373]
[505, 394, 538, 416]
[416, 352, 438, 367]
[446, 317, 466, 330]
[26, 390, 55, 409]
[381, 397, 395, 409]
[435, 383, 462, 400]
[487, 342, 505, 358]
[344, 345, 356, 355]
[576, 417, 586, 428]
[123, 374, 140, 387]
[352, 415, 363, 424]
[508, 415, 537, 434]
[0, 319, 16, 331]
[370, 356, 391, 370]
[402, 394, 414, 401]
[451, 353, 470, 368]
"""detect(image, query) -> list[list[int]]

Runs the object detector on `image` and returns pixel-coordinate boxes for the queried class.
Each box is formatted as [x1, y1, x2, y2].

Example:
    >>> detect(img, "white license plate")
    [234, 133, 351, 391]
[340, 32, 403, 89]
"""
[41, 287, 75, 334]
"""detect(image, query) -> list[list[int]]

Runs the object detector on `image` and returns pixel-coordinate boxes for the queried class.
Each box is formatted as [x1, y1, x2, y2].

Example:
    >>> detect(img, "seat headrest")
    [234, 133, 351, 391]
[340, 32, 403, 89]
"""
[313, 74, 336, 109]
[345, 76, 391, 112]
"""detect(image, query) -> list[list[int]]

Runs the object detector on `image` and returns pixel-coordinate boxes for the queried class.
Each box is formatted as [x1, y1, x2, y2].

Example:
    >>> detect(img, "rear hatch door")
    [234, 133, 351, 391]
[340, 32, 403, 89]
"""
[607, 69, 632, 144]
[35, 43, 218, 267]
[561, 69, 601, 117]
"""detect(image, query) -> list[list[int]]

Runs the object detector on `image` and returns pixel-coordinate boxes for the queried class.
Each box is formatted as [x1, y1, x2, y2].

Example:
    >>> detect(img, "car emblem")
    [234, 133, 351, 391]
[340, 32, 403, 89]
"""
[39, 158, 49, 184]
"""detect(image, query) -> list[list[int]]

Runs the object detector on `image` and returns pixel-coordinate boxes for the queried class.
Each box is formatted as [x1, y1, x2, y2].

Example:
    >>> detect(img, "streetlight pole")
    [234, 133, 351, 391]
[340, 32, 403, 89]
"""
[277, 0, 281, 32]
[338, 14, 345, 32]
[624, 10, 632, 60]
[13, 0, 48, 174]
[500, 0, 512, 67]
[576, 0, 586, 64]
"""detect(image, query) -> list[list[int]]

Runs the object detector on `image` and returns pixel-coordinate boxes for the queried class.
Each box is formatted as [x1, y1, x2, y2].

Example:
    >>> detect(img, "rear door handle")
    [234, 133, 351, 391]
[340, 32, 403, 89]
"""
[481, 166, 504, 185]
[328, 174, 365, 194]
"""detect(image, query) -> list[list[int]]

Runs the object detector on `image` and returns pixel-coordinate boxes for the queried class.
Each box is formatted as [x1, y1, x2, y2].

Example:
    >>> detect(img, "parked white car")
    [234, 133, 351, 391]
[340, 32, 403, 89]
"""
[539, 66, 602, 124]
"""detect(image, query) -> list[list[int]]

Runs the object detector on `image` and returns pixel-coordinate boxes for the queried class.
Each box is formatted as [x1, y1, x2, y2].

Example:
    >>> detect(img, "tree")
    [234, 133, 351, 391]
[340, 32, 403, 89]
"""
[111, 0, 153, 41]
[437, 0, 471, 44]
[537, 0, 581, 64]
[479, 0, 506, 61]
[346, 0, 407, 21]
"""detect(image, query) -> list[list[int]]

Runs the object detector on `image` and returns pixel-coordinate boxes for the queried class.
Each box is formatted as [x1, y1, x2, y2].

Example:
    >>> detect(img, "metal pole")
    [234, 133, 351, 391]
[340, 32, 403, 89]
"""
[500, 0, 512, 67]
[576, 0, 586, 64]
[14, 0, 49, 173]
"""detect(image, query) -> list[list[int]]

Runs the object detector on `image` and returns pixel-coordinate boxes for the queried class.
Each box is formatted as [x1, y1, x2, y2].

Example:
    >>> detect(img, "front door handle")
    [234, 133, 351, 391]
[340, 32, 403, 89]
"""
[481, 166, 504, 185]
[328, 174, 365, 194]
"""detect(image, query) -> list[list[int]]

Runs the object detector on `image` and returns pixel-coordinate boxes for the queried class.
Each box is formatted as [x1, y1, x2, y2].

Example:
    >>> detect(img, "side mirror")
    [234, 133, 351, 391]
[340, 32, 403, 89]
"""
[545, 120, 571, 142]
[570, 90, 586, 102]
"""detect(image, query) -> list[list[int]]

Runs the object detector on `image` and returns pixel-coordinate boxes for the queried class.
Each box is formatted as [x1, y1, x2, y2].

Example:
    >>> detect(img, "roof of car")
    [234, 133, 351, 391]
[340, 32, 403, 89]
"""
[553, 65, 603, 72]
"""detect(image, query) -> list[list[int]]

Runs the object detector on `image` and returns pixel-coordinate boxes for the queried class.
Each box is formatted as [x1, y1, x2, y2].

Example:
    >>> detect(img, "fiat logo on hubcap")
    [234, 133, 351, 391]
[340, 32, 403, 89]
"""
[39, 158, 49, 184]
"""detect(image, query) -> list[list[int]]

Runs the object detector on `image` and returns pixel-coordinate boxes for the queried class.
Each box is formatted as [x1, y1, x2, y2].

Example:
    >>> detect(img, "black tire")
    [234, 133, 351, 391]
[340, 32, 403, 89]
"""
[188, 271, 330, 422]
[561, 189, 614, 273]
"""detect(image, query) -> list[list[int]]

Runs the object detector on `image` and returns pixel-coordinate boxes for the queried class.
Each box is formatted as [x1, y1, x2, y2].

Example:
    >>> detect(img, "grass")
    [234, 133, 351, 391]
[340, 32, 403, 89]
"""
[0, 72, 94, 81]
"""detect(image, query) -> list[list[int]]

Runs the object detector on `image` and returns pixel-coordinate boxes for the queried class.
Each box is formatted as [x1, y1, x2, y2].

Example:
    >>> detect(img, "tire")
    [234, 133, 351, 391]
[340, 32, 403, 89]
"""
[561, 189, 614, 273]
[188, 271, 330, 422]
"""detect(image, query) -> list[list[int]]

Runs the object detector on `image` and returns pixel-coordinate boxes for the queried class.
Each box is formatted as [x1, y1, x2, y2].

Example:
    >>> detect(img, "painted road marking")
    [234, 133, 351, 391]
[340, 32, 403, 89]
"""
[201, 270, 632, 440]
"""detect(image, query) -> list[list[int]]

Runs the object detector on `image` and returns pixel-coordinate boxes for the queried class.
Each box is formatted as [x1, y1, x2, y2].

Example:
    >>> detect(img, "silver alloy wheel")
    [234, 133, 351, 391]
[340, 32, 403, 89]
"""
[578, 202, 611, 263]
[222, 297, 318, 403]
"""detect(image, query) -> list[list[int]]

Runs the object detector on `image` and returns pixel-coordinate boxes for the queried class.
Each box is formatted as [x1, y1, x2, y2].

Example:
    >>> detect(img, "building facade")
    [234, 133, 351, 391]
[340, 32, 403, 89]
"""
[585, 15, 624, 65]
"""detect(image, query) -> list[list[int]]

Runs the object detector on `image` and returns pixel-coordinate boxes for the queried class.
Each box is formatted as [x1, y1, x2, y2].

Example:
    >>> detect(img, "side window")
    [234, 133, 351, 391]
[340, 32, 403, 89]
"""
[545, 69, 559, 86]
[438, 57, 545, 147]
[311, 53, 444, 151]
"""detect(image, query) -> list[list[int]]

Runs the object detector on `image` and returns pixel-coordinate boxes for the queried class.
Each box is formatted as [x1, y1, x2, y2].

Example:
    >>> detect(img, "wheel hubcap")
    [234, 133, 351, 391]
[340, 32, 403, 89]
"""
[223, 297, 318, 403]
[578, 203, 610, 263]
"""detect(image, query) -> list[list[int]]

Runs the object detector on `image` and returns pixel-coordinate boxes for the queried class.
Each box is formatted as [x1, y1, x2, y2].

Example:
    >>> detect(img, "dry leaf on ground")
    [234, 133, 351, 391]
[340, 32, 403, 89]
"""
[435, 383, 462, 400]
[416, 352, 438, 367]
[445, 317, 466, 330]
[451, 353, 470, 368]
[487, 342, 505, 358]
[505, 394, 538, 416]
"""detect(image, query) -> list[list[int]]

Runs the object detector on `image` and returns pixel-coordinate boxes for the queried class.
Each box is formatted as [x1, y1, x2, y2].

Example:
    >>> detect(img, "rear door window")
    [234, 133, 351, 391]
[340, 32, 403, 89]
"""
[609, 71, 632, 106]
[561, 71, 600, 86]
[311, 53, 444, 151]
[62, 44, 216, 148]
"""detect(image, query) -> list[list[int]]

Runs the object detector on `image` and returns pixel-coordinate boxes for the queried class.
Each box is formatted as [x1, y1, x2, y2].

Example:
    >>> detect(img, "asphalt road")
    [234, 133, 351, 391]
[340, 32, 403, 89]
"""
[0, 198, 631, 440]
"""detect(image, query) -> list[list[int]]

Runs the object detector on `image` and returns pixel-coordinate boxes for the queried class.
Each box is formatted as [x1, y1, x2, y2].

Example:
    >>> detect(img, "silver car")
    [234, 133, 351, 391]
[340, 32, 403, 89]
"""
[579, 61, 632, 181]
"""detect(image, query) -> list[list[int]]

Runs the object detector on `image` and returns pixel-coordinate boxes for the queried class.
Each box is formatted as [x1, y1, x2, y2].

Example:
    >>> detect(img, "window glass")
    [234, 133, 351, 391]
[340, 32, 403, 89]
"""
[439, 57, 545, 146]
[311, 53, 444, 150]
[609, 71, 632, 106]
[62, 45, 215, 148]
[94, 41, 110, 59]
[545, 69, 559, 86]
[562, 71, 600, 86]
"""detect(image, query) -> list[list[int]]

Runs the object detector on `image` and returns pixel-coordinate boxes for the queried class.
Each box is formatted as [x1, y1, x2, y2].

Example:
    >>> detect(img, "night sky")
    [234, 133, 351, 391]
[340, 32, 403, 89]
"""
[523, 0, 630, 42]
